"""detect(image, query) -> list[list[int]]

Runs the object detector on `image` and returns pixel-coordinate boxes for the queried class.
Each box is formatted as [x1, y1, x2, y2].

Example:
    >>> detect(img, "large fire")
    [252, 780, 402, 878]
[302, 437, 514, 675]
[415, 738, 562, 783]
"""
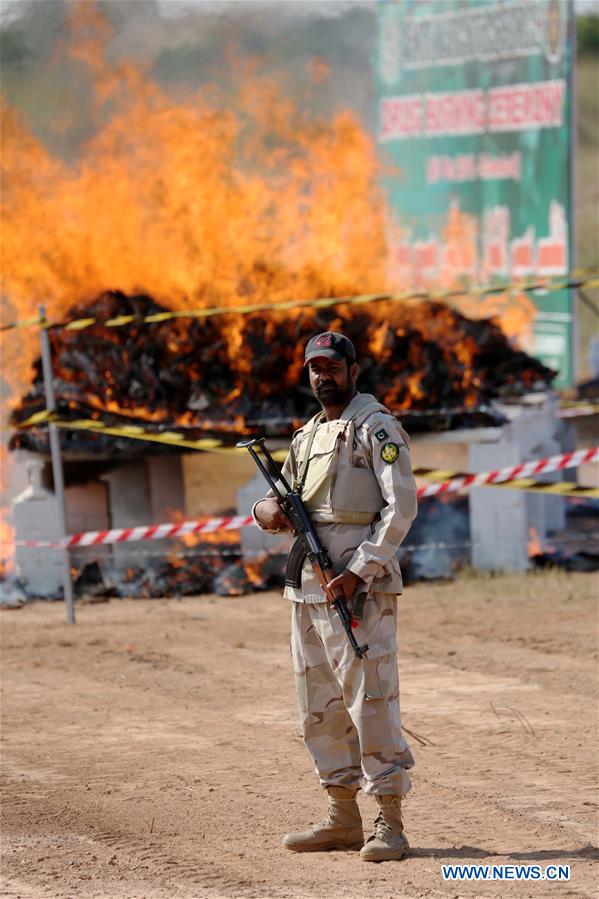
[0, 0, 389, 556]
[0, 2, 389, 420]
[1, 2, 549, 569]
[0, 2, 541, 420]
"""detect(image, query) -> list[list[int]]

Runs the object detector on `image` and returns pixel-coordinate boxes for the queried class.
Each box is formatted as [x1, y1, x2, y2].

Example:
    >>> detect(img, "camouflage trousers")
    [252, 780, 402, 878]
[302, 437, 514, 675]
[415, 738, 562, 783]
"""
[290, 593, 414, 796]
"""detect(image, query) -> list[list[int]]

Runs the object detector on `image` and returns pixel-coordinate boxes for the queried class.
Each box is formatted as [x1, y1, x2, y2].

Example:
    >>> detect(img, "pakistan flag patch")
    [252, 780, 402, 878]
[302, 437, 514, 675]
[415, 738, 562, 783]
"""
[381, 442, 399, 464]
[374, 427, 389, 443]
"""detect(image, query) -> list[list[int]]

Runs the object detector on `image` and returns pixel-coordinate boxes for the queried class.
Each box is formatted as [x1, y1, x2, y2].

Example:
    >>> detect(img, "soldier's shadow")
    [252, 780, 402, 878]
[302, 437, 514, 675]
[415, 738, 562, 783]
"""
[410, 844, 598, 862]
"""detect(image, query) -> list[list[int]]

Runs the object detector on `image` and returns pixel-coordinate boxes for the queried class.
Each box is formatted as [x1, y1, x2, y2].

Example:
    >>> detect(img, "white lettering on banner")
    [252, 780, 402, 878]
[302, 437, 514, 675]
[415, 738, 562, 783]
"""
[390, 202, 568, 285]
[487, 81, 564, 132]
[379, 94, 423, 141]
[478, 153, 522, 181]
[379, 80, 565, 141]
[482, 207, 511, 280]
[532, 332, 567, 356]
[535, 311, 573, 323]
[377, 2, 401, 86]
[426, 90, 485, 136]
[396, 1, 562, 71]
[427, 153, 522, 184]
[537, 201, 568, 275]
[413, 237, 440, 283]
[511, 228, 535, 277]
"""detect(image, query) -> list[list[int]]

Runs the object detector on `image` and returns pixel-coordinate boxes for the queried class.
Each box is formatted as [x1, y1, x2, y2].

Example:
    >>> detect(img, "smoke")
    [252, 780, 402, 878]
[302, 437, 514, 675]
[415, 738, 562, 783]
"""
[401, 497, 471, 581]
[0, 1, 379, 427]
[0, 0, 377, 162]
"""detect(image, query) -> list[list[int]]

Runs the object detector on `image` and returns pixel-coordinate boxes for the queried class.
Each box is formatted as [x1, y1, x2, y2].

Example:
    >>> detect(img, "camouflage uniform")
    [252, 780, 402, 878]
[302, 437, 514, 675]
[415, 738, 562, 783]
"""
[254, 392, 417, 796]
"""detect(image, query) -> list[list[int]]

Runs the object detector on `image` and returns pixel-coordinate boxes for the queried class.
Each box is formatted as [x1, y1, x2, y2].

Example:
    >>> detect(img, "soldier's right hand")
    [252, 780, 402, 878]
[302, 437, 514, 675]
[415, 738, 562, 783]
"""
[254, 498, 292, 531]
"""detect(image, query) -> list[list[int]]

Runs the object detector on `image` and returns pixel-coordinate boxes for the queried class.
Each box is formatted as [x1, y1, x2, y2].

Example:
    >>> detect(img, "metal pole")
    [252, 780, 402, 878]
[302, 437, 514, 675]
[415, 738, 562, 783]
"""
[38, 305, 75, 625]
[569, 6, 578, 384]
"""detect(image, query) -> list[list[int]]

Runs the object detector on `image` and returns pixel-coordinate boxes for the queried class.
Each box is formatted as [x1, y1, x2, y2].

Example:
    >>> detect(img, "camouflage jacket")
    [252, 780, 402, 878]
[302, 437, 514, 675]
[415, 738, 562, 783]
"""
[253, 392, 418, 602]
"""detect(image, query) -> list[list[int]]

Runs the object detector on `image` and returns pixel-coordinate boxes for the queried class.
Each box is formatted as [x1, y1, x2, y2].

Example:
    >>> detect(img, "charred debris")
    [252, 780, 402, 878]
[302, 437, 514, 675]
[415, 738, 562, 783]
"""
[10, 290, 555, 455]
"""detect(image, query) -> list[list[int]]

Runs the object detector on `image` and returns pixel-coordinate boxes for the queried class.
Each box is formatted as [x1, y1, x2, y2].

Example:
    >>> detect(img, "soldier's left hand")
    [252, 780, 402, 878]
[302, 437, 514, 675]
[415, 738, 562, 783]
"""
[324, 569, 365, 604]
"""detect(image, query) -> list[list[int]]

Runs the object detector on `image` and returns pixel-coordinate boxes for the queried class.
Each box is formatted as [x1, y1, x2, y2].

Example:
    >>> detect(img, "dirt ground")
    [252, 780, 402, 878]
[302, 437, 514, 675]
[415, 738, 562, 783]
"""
[1, 570, 598, 899]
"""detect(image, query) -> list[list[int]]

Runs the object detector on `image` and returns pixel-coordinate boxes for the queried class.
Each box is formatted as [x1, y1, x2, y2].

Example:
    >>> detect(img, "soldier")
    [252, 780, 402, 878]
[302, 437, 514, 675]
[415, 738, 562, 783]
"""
[253, 331, 418, 863]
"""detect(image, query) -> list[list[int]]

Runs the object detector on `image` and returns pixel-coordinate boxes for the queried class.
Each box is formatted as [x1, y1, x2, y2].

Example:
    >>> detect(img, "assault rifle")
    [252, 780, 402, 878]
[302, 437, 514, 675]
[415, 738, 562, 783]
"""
[237, 437, 368, 659]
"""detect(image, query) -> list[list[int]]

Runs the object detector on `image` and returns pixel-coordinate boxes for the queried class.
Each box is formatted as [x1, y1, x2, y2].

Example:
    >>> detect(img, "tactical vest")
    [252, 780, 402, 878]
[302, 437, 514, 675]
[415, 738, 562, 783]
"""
[294, 400, 393, 525]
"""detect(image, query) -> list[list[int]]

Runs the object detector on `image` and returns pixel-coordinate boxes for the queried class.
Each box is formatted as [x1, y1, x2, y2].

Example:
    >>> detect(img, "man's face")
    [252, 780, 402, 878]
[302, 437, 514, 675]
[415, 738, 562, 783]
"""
[307, 356, 357, 407]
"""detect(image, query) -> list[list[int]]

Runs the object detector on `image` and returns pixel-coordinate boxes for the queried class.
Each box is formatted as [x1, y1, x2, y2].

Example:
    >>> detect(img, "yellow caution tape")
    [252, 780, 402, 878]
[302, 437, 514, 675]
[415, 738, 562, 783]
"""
[487, 478, 599, 498]
[19, 409, 55, 426]
[416, 468, 456, 481]
[413, 466, 599, 499]
[0, 314, 44, 331]
[56, 419, 249, 455]
[15, 412, 288, 461]
[1, 267, 597, 333]
[60, 317, 96, 331]
[15, 413, 598, 495]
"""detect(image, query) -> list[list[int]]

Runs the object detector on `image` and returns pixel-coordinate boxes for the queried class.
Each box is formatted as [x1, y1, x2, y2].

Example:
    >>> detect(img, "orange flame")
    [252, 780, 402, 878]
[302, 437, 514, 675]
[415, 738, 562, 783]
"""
[0, 512, 15, 576]
[0, 2, 388, 419]
[0, 443, 15, 574]
[244, 551, 271, 587]
[0, 1, 542, 511]
[527, 527, 542, 557]
[165, 509, 240, 548]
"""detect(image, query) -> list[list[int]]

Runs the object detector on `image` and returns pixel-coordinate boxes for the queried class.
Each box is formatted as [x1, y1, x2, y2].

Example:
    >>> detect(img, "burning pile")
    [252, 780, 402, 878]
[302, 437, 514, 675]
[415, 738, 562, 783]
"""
[10, 289, 555, 454]
[70, 545, 287, 601]
[1, 543, 287, 603]
[2, 2, 552, 455]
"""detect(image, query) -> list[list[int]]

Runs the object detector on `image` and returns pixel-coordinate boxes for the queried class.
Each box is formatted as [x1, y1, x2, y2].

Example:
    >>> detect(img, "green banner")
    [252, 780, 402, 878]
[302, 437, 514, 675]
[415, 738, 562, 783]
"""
[376, 0, 574, 386]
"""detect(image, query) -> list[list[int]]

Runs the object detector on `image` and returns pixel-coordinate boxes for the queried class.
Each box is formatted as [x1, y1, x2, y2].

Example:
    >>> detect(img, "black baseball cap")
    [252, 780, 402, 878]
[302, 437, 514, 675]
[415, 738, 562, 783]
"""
[304, 331, 356, 365]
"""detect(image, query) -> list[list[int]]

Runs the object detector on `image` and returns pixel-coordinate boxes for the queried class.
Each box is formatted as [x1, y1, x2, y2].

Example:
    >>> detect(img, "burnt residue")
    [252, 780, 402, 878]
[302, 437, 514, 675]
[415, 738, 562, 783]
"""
[10, 291, 555, 454]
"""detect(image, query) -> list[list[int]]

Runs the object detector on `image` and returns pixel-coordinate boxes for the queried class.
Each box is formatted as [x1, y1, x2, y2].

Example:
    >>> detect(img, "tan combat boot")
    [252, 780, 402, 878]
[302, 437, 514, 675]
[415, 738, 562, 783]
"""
[360, 794, 409, 862]
[283, 786, 364, 852]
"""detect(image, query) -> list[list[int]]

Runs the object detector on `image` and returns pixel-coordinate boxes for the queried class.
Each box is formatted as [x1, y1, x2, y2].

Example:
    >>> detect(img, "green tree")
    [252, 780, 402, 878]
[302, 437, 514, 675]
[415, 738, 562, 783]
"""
[577, 13, 599, 55]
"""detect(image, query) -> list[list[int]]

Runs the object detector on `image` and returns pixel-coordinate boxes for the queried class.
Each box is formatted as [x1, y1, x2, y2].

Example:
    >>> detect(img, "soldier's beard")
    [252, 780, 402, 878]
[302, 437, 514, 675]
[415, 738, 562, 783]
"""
[314, 378, 355, 409]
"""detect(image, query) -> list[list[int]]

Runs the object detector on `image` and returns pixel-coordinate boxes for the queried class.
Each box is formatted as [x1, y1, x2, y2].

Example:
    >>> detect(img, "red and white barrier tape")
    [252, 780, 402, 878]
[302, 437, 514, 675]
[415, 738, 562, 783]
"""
[13, 515, 255, 550]
[8, 446, 597, 550]
[557, 404, 599, 419]
[415, 446, 598, 499]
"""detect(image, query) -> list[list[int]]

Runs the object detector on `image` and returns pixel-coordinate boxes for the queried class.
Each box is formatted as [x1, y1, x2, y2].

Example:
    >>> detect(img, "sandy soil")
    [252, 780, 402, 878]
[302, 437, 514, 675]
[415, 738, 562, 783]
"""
[1, 571, 598, 899]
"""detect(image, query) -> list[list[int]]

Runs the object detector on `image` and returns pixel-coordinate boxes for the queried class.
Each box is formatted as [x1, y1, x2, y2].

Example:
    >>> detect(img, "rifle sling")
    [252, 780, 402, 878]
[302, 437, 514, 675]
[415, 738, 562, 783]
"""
[294, 412, 324, 498]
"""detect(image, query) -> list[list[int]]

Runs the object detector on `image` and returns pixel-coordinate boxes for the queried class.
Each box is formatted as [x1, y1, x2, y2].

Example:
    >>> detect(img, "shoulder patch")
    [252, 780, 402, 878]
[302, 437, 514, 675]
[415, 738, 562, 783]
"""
[381, 442, 399, 464]
[374, 427, 389, 443]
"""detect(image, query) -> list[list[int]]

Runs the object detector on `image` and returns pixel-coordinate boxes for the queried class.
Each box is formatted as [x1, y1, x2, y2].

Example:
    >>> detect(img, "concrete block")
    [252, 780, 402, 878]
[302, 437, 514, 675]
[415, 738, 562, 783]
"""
[65, 480, 111, 568]
[469, 436, 529, 571]
[12, 460, 64, 597]
[469, 396, 568, 571]
[182, 452, 254, 517]
[101, 462, 152, 563]
[147, 456, 185, 521]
